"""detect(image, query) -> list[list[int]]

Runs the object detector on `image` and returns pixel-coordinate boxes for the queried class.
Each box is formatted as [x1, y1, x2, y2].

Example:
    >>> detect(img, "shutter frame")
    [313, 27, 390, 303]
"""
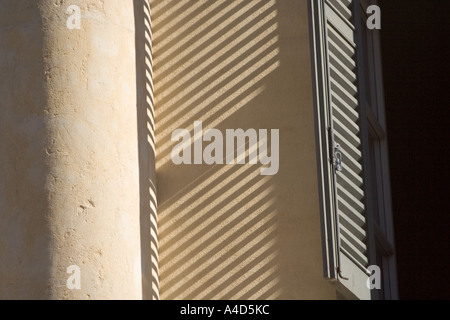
[309, 0, 376, 300]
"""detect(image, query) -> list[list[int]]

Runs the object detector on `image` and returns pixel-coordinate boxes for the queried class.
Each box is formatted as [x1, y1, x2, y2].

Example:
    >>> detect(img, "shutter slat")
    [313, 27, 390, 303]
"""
[334, 131, 362, 161]
[327, 24, 356, 57]
[337, 195, 366, 227]
[339, 161, 363, 186]
[327, 34, 356, 71]
[332, 116, 361, 147]
[325, 3, 355, 45]
[335, 153, 363, 184]
[330, 64, 357, 97]
[334, 135, 363, 177]
[331, 91, 359, 121]
[340, 246, 369, 270]
[329, 51, 357, 84]
[330, 78, 358, 108]
[333, 103, 359, 135]
[339, 222, 367, 254]
[326, 0, 353, 21]
[340, 234, 369, 267]
[337, 184, 364, 215]
[337, 171, 364, 198]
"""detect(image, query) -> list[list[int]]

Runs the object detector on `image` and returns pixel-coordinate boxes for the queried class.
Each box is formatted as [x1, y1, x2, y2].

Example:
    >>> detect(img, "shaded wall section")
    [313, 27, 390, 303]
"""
[134, 0, 159, 300]
[380, 0, 450, 299]
[0, 0, 51, 299]
[151, 0, 336, 299]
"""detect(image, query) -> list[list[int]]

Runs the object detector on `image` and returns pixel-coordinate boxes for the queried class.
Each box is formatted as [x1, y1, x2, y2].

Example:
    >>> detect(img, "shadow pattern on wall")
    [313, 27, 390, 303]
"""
[134, 0, 159, 300]
[151, 0, 281, 299]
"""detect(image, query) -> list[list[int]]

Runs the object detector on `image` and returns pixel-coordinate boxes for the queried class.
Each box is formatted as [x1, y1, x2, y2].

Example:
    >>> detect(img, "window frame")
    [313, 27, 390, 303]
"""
[309, 0, 398, 300]
[359, 0, 398, 300]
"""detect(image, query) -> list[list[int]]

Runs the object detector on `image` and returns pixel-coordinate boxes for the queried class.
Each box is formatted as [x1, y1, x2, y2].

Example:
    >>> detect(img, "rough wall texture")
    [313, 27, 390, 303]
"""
[1, 0, 337, 300]
[0, 0, 143, 299]
[152, 0, 336, 299]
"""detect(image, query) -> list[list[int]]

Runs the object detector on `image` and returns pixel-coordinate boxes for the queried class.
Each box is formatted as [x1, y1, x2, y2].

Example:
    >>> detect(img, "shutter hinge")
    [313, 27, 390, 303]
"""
[328, 127, 343, 172]
[334, 143, 343, 172]
[329, 126, 347, 281]
[337, 267, 349, 281]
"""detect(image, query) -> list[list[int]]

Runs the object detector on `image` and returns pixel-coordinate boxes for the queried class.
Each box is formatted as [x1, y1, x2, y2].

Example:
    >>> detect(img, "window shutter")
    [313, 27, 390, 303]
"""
[310, 0, 373, 299]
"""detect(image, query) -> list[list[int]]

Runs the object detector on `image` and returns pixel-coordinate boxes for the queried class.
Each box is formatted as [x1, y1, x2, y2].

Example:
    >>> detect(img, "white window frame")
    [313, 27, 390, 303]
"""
[359, 0, 398, 300]
[309, 0, 398, 300]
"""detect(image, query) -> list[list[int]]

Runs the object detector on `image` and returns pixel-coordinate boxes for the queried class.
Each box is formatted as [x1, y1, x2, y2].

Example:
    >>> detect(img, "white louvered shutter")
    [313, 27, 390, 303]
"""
[311, 0, 374, 299]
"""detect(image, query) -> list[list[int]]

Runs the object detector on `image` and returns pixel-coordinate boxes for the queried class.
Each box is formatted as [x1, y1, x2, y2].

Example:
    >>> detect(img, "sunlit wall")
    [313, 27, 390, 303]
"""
[151, 0, 336, 299]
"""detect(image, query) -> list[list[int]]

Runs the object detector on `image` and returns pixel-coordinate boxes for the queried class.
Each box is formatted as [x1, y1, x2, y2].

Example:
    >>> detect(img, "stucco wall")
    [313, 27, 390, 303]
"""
[152, 0, 336, 299]
[0, 0, 337, 300]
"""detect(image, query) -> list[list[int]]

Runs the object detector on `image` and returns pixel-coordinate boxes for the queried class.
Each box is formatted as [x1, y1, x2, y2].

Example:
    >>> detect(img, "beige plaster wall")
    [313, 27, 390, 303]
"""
[0, 0, 336, 300]
[152, 0, 336, 299]
[0, 0, 143, 299]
